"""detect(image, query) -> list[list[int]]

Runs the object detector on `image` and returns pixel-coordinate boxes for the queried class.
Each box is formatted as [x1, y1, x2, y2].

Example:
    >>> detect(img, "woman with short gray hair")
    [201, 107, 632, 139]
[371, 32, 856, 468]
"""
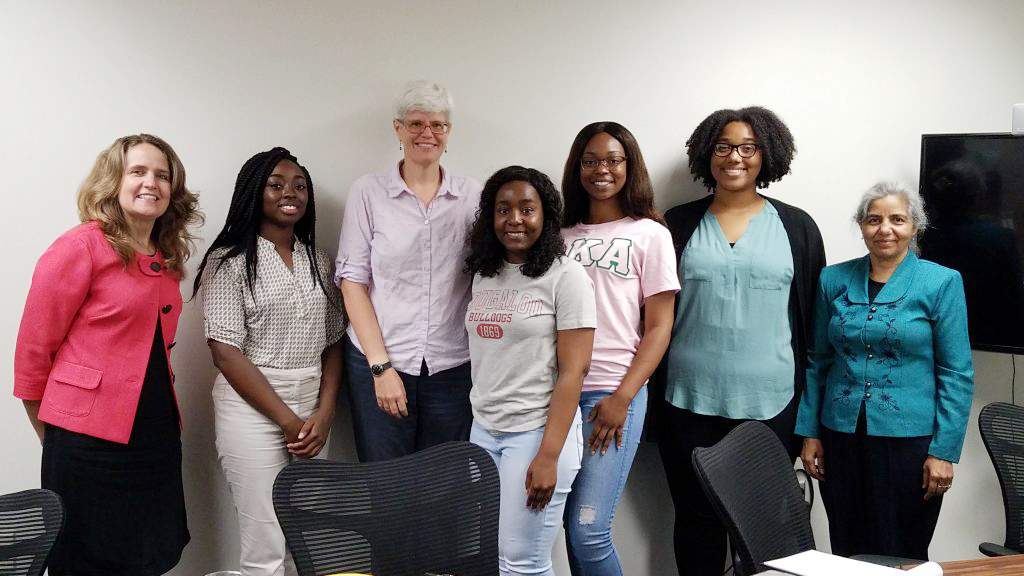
[853, 181, 929, 251]
[336, 80, 482, 461]
[796, 180, 973, 560]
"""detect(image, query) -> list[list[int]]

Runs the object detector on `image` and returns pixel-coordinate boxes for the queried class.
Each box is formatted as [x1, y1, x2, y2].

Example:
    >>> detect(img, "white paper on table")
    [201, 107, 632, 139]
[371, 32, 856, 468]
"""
[764, 550, 943, 576]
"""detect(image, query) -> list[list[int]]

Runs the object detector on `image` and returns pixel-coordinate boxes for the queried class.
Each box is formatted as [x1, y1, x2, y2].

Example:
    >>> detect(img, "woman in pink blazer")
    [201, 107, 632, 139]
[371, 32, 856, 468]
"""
[13, 134, 203, 576]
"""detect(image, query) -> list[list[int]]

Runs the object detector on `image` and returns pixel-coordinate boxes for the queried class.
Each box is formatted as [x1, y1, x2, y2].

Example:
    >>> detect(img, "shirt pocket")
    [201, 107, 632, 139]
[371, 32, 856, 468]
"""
[748, 255, 792, 290]
[45, 361, 102, 417]
[681, 246, 716, 283]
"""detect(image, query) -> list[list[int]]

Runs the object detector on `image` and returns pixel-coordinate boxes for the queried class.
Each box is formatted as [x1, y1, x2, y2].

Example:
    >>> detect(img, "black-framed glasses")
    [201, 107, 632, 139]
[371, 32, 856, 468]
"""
[399, 120, 451, 135]
[580, 156, 627, 171]
[713, 143, 760, 158]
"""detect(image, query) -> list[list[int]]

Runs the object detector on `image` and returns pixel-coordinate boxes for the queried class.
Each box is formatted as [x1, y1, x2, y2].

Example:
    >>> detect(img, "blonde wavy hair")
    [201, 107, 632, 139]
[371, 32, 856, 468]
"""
[77, 134, 203, 276]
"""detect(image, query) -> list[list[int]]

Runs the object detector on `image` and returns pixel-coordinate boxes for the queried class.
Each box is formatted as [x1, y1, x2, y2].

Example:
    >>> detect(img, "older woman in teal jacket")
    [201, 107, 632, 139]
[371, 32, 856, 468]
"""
[796, 181, 973, 561]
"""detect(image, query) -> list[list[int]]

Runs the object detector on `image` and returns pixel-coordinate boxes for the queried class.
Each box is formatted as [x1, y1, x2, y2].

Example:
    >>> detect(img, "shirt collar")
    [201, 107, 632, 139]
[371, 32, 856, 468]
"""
[846, 250, 920, 304]
[256, 235, 305, 253]
[386, 161, 456, 199]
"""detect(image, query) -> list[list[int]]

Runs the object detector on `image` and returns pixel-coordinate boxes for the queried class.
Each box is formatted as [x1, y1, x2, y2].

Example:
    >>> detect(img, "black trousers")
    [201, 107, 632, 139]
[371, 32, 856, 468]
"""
[819, 410, 943, 560]
[656, 395, 798, 576]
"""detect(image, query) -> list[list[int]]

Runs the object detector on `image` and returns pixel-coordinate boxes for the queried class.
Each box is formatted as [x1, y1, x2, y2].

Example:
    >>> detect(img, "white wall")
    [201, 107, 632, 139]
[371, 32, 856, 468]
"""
[2, 1, 1023, 574]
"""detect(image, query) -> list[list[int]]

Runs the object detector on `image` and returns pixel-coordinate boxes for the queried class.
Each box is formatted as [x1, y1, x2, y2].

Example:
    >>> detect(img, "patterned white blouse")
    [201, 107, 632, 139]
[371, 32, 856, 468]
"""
[203, 236, 345, 369]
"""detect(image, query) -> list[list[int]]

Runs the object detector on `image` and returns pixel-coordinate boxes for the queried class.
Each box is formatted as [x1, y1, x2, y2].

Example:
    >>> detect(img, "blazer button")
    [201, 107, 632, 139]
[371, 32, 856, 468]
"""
[870, 306, 877, 312]
[150, 262, 162, 272]
[866, 382, 872, 387]
[162, 304, 173, 314]
[868, 353, 874, 359]
[867, 315, 874, 320]
[865, 392, 872, 399]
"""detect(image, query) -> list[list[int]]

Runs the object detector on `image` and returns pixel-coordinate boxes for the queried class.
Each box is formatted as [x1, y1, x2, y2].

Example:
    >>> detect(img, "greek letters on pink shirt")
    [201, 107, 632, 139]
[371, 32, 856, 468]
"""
[563, 217, 680, 391]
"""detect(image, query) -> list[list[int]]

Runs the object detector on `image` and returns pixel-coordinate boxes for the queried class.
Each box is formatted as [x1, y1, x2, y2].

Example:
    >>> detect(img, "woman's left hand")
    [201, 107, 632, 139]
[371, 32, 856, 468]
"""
[588, 393, 630, 454]
[525, 453, 558, 511]
[287, 408, 335, 458]
[922, 456, 954, 500]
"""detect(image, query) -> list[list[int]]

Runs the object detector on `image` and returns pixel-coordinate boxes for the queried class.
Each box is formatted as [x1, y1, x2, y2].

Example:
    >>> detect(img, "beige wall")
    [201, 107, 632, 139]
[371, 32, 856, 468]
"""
[2, 1, 1023, 573]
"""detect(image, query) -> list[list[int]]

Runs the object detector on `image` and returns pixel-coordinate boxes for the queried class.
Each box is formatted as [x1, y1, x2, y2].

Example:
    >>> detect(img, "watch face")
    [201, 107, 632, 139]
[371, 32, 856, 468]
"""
[371, 364, 383, 376]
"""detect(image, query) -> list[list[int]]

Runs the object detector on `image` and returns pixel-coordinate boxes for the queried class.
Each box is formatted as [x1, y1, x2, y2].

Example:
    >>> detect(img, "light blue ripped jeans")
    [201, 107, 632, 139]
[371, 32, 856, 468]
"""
[562, 387, 647, 576]
[470, 411, 583, 576]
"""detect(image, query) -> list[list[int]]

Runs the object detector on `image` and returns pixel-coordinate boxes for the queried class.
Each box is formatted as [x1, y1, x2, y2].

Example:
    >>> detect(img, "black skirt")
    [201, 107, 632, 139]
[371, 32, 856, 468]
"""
[42, 320, 190, 576]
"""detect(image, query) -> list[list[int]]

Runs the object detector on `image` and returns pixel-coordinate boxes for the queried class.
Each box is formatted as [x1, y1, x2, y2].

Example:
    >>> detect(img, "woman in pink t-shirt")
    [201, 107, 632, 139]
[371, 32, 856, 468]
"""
[560, 122, 681, 576]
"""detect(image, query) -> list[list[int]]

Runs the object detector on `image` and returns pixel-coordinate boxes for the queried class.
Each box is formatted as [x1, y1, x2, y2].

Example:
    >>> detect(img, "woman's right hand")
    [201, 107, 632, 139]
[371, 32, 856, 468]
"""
[375, 369, 408, 418]
[525, 453, 558, 511]
[281, 415, 306, 444]
[801, 437, 825, 481]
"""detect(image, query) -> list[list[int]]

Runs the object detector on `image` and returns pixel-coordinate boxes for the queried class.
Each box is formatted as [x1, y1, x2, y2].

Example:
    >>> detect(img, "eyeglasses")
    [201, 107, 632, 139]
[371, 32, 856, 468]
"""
[399, 120, 451, 135]
[580, 157, 627, 171]
[713, 143, 760, 158]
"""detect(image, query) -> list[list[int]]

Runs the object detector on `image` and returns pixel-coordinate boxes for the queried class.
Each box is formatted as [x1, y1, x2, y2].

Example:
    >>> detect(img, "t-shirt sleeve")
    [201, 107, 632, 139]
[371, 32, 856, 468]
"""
[203, 255, 247, 351]
[640, 224, 681, 301]
[554, 259, 597, 331]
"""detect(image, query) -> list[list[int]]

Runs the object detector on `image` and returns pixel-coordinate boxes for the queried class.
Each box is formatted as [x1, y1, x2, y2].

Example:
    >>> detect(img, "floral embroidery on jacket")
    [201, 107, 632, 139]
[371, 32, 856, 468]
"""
[874, 310, 901, 411]
[830, 292, 902, 412]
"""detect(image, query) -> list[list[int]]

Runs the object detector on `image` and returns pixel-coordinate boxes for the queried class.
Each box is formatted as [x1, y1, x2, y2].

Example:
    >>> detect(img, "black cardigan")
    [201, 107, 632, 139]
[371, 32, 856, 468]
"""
[649, 194, 826, 442]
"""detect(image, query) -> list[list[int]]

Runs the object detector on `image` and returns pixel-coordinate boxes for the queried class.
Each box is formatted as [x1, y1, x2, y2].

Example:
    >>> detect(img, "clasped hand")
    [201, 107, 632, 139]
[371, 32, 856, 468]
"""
[284, 408, 334, 458]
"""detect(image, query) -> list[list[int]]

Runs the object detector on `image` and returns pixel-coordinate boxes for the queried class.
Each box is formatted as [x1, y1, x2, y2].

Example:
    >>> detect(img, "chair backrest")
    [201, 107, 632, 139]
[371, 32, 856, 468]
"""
[273, 441, 499, 576]
[979, 401, 1024, 552]
[0, 489, 65, 576]
[691, 421, 815, 576]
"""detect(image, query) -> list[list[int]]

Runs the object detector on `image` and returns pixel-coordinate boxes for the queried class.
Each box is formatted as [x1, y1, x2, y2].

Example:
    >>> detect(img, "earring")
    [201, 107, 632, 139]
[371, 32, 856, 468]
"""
[399, 142, 403, 151]
[445, 147, 448, 154]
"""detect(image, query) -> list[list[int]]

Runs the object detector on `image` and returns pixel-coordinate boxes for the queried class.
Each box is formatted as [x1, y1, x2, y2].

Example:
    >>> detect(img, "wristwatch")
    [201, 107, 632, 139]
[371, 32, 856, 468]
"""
[369, 361, 393, 377]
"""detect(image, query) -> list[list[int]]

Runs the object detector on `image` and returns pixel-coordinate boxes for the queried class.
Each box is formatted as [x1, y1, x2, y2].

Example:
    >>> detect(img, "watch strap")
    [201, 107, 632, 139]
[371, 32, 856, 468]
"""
[370, 361, 393, 376]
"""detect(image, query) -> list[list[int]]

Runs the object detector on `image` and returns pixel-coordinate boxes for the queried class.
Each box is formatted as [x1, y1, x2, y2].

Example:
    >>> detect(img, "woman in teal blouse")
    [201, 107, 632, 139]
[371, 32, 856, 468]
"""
[657, 106, 825, 576]
[796, 180, 974, 560]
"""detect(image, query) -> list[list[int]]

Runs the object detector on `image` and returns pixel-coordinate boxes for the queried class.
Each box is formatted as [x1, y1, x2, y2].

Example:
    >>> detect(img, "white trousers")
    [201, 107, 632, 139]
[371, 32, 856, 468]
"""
[213, 365, 327, 576]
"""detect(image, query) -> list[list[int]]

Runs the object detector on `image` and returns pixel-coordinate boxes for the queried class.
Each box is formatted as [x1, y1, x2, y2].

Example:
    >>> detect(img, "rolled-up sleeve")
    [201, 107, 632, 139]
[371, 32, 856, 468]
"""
[203, 256, 247, 351]
[321, 253, 346, 346]
[14, 235, 94, 400]
[335, 180, 374, 286]
[928, 271, 974, 462]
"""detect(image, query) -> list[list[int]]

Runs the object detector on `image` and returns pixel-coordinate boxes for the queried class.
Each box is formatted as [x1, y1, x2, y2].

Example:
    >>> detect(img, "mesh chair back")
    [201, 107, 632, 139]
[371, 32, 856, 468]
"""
[0, 489, 65, 576]
[691, 421, 815, 576]
[273, 441, 499, 576]
[979, 401, 1024, 552]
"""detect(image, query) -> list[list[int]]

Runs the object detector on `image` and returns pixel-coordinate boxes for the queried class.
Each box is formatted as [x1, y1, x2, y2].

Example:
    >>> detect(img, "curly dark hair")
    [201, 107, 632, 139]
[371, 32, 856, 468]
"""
[686, 106, 796, 191]
[192, 147, 325, 299]
[562, 121, 665, 227]
[465, 165, 565, 279]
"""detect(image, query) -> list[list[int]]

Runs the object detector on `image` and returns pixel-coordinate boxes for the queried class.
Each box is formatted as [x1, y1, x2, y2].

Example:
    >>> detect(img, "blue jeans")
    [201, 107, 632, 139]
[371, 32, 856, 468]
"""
[344, 338, 473, 462]
[563, 387, 648, 576]
[471, 414, 583, 576]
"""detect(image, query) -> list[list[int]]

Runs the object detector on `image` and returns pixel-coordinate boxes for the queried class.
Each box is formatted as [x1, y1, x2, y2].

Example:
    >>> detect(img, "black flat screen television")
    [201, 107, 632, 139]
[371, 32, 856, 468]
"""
[919, 133, 1024, 354]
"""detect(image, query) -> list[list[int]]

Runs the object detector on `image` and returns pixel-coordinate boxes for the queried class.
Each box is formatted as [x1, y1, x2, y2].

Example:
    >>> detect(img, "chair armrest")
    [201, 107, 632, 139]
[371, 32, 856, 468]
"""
[979, 542, 1023, 557]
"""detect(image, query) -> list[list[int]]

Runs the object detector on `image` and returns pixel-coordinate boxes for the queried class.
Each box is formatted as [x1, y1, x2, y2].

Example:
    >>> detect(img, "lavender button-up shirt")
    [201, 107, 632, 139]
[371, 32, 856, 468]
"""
[336, 163, 482, 375]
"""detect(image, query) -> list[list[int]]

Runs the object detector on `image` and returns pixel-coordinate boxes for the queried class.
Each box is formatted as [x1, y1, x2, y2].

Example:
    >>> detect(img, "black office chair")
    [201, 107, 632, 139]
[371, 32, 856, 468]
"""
[979, 401, 1024, 556]
[0, 488, 65, 576]
[691, 421, 815, 576]
[273, 441, 500, 576]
